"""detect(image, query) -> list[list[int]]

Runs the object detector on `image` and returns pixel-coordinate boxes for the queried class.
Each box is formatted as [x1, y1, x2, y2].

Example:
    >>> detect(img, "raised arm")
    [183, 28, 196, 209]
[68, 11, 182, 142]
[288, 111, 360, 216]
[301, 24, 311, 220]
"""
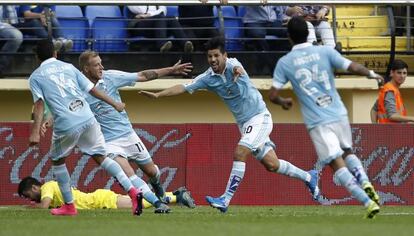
[140, 84, 186, 99]
[89, 87, 125, 112]
[137, 60, 193, 82]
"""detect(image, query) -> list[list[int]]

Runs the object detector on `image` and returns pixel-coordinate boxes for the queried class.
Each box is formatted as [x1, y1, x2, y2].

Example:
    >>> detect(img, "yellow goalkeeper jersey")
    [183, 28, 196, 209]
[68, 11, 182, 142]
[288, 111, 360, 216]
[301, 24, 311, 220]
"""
[40, 181, 118, 209]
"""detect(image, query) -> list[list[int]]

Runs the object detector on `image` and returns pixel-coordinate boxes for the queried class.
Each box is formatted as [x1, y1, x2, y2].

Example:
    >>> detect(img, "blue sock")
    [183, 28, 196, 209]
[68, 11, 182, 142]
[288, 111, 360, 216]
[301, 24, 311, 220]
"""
[344, 154, 369, 185]
[222, 161, 245, 205]
[334, 167, 371, 206]
[101, 158, 133, 192]
[277, 159, 311, 182]
[52, 164, 73, 204]
[129, 175, 159, 206]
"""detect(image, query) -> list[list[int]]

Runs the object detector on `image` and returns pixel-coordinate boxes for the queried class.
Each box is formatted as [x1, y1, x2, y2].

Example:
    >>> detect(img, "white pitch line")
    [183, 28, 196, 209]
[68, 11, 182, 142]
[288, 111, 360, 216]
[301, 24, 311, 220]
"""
[381, 212, 414, 216]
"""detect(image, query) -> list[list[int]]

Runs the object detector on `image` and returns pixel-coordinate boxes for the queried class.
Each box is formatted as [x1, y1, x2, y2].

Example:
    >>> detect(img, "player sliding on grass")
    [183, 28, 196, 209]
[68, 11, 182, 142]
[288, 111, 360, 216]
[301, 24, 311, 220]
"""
[18, 177, 196, 210]
[140, 36, 320, 213]
[269, 16, 382, 219]
[28, 40, 142, 216]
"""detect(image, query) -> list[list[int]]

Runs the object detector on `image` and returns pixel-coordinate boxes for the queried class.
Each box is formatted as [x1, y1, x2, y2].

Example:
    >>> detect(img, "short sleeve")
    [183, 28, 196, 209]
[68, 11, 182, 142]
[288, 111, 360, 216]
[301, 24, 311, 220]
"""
[184, 74, 208, 94]
[73, 65, 94, 93]
[327, 47, 351, 70]
[105, 70, 137, 88]
[40, 183, 55, 201]
[272, 59, 289, 89]
[226, 58, 243, 73]
[29, 76, 44, 103]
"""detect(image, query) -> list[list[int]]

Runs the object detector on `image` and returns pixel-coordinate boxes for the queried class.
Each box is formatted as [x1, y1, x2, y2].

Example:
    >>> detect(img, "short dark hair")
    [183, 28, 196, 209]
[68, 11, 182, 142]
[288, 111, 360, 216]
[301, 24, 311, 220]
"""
[35, 39, 55, 62]
[391, 59, 408, 71]
[287, 16, 309, 44]
[205, 36, 226, 54]
[18, 176, 41, 197]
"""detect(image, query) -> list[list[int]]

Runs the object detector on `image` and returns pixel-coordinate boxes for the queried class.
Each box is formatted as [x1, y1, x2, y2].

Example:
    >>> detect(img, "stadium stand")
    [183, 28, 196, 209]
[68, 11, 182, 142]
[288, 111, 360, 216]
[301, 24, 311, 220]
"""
[55, 5, 89, 52]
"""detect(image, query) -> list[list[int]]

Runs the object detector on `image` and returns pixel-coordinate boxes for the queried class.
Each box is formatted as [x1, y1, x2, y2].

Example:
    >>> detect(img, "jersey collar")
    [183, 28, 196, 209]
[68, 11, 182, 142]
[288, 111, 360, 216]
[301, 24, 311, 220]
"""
[40, 57, 57, 67]
[292, 42, 312, 51]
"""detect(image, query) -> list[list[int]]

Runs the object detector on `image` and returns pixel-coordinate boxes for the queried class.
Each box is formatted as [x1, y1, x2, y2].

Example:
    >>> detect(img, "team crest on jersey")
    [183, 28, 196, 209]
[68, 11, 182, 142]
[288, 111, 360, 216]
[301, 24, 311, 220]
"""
[69, 99, 84, 111]
[228, 176, 242, 193]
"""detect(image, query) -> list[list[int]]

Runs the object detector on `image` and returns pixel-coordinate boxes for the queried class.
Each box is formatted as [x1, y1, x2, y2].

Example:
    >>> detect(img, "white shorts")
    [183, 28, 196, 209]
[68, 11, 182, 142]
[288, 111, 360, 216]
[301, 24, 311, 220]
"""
[105, 132, 152, 165]
[50, 119, 106, 161]
[238, 111, 276, 161]
[309, 119, 353, 166]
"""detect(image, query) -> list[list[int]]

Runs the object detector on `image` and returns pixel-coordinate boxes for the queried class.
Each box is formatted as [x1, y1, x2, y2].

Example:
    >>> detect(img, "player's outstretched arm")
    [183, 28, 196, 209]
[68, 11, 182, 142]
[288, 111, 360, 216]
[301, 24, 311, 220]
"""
[89, 87, 125, 112]
[137, 60, 193, 82]
[268, 87, 293, 110]
[347, 62, 384, 86]
[140, 84, 186, 99]
[29, 99, 44, 146]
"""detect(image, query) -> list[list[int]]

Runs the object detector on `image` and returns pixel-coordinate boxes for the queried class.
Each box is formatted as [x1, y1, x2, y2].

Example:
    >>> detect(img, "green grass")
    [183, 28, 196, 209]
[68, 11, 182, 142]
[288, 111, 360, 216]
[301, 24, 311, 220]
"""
[1, 206, 413, 236]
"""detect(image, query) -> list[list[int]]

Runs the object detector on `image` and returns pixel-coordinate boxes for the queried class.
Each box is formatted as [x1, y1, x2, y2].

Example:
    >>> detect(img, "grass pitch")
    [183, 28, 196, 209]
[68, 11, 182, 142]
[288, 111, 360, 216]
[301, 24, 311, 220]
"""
[1, 206, 413, 236]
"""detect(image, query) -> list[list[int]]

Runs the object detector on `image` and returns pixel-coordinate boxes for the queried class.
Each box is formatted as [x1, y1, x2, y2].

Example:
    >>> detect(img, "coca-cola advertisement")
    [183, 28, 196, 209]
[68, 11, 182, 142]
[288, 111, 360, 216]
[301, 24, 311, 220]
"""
[1, 123, 413, 206]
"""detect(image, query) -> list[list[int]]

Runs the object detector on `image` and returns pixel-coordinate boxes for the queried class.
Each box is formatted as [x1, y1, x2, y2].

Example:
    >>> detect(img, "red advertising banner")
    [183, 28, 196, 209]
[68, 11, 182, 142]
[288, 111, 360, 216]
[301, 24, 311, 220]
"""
[1, 123, 413, 206]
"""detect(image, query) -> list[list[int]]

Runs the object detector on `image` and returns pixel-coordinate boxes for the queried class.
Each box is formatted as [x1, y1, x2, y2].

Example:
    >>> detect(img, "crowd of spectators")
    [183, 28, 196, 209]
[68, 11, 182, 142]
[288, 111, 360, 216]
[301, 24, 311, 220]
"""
[1, 2, 342, 77]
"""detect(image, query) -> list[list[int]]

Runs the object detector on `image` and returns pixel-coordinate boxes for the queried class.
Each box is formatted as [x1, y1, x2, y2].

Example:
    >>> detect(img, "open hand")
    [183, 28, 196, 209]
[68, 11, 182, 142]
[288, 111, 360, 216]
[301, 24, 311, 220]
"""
[172, 60, 193, 76]
[233, 66, 245, 82]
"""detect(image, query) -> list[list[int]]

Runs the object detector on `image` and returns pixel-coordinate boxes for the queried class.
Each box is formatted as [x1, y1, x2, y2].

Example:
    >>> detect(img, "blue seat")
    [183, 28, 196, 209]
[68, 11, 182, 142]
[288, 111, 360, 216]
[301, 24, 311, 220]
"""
[85, 5, 122, 26]
[237, 6, 246, 17]
[85, 6, 127, 52]
[166, 6, 178, 18]
[92, 18, 128, 52]
[55, 5, 83, 18]
[214, 6, 243, 51]
[55, 5, 88, 52]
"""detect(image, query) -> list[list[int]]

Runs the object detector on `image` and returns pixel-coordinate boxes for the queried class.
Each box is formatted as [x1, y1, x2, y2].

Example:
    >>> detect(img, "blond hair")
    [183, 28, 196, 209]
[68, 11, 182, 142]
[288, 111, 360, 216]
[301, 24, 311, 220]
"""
[79, 50, 99, 71]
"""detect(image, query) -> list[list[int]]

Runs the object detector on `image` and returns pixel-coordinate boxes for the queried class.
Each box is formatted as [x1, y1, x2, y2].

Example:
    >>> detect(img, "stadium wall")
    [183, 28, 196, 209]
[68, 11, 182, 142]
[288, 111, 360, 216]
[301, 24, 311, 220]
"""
[1, 123, 413, 206]
[1, 77, 414, 124]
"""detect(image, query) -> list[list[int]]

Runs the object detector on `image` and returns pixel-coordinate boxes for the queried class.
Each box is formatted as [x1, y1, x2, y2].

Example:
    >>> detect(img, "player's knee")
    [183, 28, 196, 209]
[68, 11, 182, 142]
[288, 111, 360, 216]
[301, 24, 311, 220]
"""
[234, 148, 249, 162]
[264, 160, 279, 172]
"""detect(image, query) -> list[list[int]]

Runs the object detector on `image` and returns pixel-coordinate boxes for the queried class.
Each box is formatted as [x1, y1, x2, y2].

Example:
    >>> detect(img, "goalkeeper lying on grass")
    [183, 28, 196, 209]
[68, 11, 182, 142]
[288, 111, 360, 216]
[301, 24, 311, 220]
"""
[18, 177, 195, 210]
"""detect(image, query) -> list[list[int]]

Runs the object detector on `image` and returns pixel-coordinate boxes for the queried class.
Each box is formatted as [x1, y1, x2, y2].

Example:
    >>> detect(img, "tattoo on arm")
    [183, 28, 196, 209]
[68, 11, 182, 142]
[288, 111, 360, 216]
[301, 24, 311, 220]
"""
[142, 71, 159, 81]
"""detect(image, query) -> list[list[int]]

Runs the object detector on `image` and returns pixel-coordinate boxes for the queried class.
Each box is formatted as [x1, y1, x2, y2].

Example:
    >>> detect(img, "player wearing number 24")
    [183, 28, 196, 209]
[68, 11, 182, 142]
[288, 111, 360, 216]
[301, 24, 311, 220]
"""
[269, 16, 383, 219]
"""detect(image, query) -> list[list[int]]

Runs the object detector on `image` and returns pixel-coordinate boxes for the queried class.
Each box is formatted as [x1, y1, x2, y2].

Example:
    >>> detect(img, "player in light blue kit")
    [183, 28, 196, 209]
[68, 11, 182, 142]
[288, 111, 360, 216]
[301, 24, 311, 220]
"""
[269, 17, 382, 218]
[140, 36, 320, 213]
[28, 40, 142, 216]
[78, 50, 194, 213]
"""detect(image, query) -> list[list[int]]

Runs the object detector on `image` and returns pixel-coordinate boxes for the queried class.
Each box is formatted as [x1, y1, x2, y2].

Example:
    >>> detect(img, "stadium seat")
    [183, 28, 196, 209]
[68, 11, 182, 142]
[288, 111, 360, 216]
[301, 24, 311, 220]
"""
[166, 6, 178, 18]
[237, 6, 246, 17]
[55, 5, 83, 18]
[214, 6, 243, 51]
[85, 6, 127, 52]
[84, 5, 123, 26]
[55, 5, 88, 52]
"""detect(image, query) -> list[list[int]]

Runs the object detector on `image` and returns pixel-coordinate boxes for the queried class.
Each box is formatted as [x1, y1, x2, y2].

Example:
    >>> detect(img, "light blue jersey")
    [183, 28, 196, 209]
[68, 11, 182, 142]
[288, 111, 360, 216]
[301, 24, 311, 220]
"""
[272, 43, 352, 129]
[29, 58, 95, 135]
[185, 58, 267, 125]
[85, 70, 137, 142]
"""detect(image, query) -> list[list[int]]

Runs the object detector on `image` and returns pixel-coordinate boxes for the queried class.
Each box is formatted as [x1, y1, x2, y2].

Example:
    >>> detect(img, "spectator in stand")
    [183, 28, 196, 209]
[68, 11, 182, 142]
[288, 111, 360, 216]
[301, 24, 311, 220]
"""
[178, 0, 224, 51]
[371, 59, 414, 123]
[242, 5, 289, 51]
[286, 5, 336, 48]
[19, 5, 73, 51]
[127, 5, 193, 53]
[0, 5, 23, 78]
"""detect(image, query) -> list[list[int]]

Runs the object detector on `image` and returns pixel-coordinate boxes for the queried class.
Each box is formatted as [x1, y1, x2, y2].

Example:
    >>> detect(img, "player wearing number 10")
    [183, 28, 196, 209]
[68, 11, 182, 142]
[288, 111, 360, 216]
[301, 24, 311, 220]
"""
[269, 16, 383, 218]
[140, 36, 320, 213]
[28, 40, 142, 216]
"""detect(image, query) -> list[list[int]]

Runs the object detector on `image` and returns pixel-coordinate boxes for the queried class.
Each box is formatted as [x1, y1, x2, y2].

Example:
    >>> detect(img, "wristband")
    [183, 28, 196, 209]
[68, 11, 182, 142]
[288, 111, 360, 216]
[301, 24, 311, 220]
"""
[368, 70, 377, 79]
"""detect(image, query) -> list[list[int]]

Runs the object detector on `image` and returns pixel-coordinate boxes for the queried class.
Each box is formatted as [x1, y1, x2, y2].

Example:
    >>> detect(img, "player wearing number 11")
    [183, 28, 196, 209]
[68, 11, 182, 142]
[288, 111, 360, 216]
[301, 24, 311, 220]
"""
[28, 40, 142, 216]
[269, 16, 383, 218]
